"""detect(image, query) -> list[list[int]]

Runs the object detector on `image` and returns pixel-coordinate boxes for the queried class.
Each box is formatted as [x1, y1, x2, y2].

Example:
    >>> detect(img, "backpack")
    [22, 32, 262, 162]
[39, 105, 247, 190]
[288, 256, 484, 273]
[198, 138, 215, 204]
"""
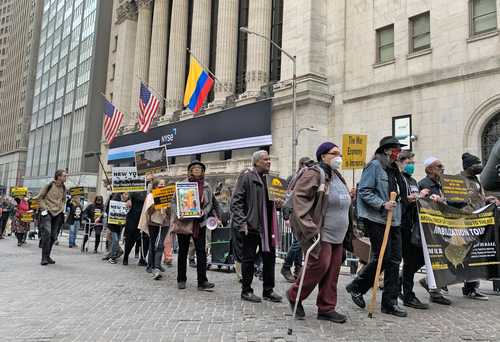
[282, 164, 326, 212]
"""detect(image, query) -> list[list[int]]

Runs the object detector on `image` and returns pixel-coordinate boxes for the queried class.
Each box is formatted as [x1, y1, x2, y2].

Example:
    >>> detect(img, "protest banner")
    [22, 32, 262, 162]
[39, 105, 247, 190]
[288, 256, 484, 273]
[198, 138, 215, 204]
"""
[152, 184, 176, 209]
[441, 174, 472, 203]
[135, 146, 168, 176]
[418, 199, 500, 289]
[108, 200, 129, 225]
[175, 182, 202, 219]
[112, 167, 145, 193]
[342, 134, 367, 169]
[265, 175, 288, 202]
[69, 186, 85, 197]
[10, 187, 28, 198]
[20, 212, 33, 222]
[29, 198, 40, 210]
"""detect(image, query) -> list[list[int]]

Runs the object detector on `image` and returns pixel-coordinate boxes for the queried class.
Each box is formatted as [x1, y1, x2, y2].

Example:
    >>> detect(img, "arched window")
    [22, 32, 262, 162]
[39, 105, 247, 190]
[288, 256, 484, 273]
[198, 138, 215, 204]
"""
[481, 112, 500, 162]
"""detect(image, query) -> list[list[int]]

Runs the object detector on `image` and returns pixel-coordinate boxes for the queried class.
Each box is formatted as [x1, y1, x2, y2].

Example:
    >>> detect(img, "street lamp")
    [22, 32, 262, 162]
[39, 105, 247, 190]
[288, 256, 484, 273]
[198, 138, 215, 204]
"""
[239, 27, 297, 176]
[84, 151, 111, 186]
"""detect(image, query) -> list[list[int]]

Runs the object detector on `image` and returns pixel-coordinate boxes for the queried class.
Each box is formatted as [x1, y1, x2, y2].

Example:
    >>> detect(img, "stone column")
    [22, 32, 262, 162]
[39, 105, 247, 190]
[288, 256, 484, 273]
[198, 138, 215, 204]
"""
[190, 0, 211, 66]
[244, 0, 273, 96]
[148, 0, 170, 114]
[114, 2, 138, 126]
[129, 0, 153, 126]
[213, 0, 239, 104]
[165, 0, 189, 117]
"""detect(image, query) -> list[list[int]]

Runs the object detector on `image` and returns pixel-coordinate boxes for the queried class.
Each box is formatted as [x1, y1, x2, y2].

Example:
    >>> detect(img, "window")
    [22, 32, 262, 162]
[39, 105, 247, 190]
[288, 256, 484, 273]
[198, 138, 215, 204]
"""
[470, 0, 497, 36]
[111, 63, 115, 81]
[235, 0, 249, 95]
[409, 12, 430, 53]
[376, 25, 394, 64]
[112, 35, 118, 52]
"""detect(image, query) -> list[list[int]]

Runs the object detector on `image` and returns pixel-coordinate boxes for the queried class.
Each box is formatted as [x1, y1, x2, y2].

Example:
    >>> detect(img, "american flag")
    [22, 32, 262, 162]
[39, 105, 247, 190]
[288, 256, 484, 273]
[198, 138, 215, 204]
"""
[103, 99, 123, 145]
[138, 82, 160, 133]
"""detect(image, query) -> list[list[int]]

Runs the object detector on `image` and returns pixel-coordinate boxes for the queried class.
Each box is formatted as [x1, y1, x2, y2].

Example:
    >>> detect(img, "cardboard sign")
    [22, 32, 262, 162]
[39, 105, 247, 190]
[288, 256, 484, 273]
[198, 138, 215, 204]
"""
[342, 134, 367, 169]
[69, 186, 85, 197]
[175, 182, 202, 219]
[108, 200, 128, 225]
[29, 199, 40, 210]
[152, 184, 176, 209]
[112, 167, 146, 193]
[442, 174, 471, 203]
[10, 187, 28, 198]
[135, 146, 168, 176]
[265, 175, 288, 202]
[20, 212, 33, 222]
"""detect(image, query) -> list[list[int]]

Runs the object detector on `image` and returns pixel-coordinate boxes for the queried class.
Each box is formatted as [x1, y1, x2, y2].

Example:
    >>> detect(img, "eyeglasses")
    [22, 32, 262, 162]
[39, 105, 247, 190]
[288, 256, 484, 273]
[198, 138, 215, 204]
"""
[326, 152, 342, 157]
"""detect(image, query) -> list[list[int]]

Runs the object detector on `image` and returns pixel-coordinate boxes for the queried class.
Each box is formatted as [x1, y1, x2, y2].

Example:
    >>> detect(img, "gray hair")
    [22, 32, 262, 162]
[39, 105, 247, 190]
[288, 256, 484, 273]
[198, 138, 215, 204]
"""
[252, 150, 269, 166]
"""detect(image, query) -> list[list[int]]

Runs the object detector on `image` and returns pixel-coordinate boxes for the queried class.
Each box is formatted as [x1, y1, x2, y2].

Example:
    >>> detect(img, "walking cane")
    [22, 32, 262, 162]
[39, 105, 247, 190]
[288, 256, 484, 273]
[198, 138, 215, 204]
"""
[288, 234, 321, 336]
[367, 192, 397, 318]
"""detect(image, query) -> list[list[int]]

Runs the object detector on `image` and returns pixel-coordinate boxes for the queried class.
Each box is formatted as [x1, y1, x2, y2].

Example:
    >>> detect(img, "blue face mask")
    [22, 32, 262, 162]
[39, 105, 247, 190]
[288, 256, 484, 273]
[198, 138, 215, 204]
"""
[403, 163, 415, 176]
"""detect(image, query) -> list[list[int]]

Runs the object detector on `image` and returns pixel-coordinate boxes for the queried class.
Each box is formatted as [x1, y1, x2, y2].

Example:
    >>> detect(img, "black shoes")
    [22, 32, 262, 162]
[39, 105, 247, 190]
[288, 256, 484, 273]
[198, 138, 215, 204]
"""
[403, 296, 429, 310]
[263, 291, 282, 303]
[430, 294, 452, 305]
[346, 283, 366, 308]
[178, 282, 186, 290]
[137, 259, 147, 266]
[40, 259, 49, 266]
[198, 281, 215, 291]
[281, 266, 296, 283]
[317, 311, 347, 324]
[122, 259, 128, 266]
[241, 292, 262, 303]
[47, 257, 55, 264]
[286, 290, 305, 320]
[381, 305, 407, 317]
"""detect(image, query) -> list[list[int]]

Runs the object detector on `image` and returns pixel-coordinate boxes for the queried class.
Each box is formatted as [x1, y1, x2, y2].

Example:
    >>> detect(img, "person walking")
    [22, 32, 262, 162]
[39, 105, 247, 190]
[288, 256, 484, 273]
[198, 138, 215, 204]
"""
[171, 160, 220, 291]
[105, 192, 127, 264]
[287, 142, 352, 323]
[82, 196, 105, 253]
[36, 169, 67, 265]
[139, 177, 170, 279]
[66, 196, 82, 248]
[231, 150, 282, 303]
[345, 136, 407, 317]
[122, 191, 148, 266]
[12, 197, 31, 247]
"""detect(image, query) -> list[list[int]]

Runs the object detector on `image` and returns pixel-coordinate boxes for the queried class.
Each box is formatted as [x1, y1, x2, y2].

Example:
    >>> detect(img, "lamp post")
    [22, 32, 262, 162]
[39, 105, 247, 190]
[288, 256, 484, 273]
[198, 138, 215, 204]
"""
[84, 151, 111, 189]
[239, 27, 297, 176]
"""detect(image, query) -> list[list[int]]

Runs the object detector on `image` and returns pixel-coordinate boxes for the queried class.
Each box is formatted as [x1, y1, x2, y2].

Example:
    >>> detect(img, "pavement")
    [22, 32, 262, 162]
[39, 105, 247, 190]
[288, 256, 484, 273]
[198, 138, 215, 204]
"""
[1, 235, 500, 342]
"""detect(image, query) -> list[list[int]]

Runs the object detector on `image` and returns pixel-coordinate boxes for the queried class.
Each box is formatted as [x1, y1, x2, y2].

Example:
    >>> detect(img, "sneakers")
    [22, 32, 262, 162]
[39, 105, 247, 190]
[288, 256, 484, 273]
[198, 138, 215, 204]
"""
[346, 283, 366, 308]
[430, 294, 452, 305]
[178, 282, 187, 290]
[198, 281, 215, 291]
[108, 258, 117, 264]
[152, 269, 162, 280]
[403, 296, 429, 310]
[263, 291, 282, 303]
[317, 311, 347, 324]
[381, 305, 408, 317]
[241, 292, 262, 303]
[286, 290, 305, 320]
[281, 266, 296, 283]
[464, 290, 488, 301]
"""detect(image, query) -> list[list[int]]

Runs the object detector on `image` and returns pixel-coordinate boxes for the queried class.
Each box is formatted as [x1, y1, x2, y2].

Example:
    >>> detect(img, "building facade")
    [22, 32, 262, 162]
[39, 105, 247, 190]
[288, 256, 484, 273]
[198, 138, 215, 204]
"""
[24, 0, 112, 191]
[103, 0, 500, 192]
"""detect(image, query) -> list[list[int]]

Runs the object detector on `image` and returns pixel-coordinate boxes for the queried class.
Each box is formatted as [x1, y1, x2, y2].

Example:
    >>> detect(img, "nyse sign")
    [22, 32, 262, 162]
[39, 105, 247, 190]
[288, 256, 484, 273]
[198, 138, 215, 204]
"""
[160, 128, 177, 146]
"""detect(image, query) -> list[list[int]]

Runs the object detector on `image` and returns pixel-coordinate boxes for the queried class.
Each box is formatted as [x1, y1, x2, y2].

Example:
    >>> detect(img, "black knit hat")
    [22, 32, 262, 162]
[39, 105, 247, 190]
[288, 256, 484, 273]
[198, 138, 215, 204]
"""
[462, 152, 481, 170]
[187, 160, 206, 172]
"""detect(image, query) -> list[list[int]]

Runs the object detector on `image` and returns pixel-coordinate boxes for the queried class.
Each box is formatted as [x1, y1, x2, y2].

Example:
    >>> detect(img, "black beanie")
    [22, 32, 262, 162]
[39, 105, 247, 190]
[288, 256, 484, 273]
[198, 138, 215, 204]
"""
[462, 152, 481, 170]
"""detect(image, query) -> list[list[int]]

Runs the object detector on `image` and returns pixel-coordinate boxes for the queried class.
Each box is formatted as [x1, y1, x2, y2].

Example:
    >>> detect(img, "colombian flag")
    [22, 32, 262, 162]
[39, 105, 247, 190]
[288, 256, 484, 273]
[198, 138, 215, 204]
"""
[183, 56, 215, 114]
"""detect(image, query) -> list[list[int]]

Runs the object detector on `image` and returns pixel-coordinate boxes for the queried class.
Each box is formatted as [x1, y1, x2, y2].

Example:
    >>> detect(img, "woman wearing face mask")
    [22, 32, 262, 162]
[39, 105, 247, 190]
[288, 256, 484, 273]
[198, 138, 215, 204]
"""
[82, 196, 105, 253]
[286, 142, 352, 323]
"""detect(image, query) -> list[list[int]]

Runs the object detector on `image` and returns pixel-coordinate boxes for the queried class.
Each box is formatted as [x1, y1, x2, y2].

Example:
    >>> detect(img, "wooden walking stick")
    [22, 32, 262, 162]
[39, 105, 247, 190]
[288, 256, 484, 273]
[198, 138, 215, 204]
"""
[367, 192, 397, 318]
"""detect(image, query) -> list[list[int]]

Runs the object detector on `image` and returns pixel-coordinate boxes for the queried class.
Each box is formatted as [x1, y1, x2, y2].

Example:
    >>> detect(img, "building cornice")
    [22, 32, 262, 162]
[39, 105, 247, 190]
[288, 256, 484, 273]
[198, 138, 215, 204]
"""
[116, 1, 138, 24]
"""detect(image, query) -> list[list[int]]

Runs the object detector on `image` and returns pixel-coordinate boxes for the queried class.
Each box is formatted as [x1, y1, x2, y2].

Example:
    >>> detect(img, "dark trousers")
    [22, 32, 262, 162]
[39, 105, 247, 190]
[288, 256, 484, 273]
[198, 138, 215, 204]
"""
[241, 232, 276, 295]
[349, 219, 402, 308]
[148, 226, 168, 270]
[400, 228, 425, 301]
[463, 281, 480, 294]
[15, 232, 24, 244]
[82, 224, 102, 252]
[140, 232, 150, 261]
[123, 229, 140, 261]
[283, 235, 302, 269]
[177, 228, 208, 285]
[0, 211, 8, 235]
[288, 242, 343, 313]
[40, 213, 64, 261]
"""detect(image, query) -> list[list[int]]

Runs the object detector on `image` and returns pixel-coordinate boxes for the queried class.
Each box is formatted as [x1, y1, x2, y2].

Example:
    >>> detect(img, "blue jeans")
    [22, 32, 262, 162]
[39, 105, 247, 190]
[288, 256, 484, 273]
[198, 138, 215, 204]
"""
[69, 221, 80, 247]
[284, 235, 302, 269]
[111, 231, 122, 259]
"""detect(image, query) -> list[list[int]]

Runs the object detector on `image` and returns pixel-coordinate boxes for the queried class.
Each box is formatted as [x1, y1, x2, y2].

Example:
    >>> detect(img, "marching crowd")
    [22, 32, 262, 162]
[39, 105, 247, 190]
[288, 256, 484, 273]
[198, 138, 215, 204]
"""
[0, 136, 497, 324]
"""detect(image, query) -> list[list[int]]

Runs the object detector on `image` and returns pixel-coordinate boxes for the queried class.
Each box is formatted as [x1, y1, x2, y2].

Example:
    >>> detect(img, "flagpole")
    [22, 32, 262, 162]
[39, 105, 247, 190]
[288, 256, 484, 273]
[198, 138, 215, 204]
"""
[134, 75, 169, 104]
[186, 48, 234, 96]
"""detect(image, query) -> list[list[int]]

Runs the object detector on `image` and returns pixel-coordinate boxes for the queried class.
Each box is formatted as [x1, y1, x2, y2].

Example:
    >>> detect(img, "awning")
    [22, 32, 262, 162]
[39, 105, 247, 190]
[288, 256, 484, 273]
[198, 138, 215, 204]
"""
[108, 99, 272, 163]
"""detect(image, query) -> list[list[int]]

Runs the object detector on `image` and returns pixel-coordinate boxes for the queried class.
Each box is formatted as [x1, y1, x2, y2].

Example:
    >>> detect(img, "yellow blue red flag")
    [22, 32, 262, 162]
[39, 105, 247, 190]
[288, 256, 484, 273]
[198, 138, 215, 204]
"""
[183, 56, 214, 113]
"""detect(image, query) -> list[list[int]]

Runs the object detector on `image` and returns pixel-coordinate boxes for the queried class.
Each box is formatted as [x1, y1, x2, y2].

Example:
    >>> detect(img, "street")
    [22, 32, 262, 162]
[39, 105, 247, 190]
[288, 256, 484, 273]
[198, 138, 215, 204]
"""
[1, 237, 499, 342]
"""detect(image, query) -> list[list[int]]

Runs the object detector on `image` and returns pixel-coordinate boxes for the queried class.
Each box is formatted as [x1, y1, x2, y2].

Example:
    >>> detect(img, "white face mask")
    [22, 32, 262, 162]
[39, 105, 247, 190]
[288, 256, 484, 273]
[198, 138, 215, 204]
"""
[330, 156, 342, 170]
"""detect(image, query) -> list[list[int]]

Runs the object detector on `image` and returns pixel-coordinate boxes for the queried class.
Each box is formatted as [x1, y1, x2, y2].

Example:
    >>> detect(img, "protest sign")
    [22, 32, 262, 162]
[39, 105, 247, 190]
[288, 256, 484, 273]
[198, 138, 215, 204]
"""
[442, 174, 472, 203]
[418, 199, 500, 288]
[175, 182, 202, 219]
[152, 184, 176, 209]
[69, 186, 85, 197]
[20, 212, 33, 222]
[135, 146, 168, 176]
[10, 187, 28, 198]
[108, 200, 129, 225]
[112, 167, 145, 193]
[29, 198, 40, 210]
[342, 134, 367, 169]
[265, 175, 288, 202]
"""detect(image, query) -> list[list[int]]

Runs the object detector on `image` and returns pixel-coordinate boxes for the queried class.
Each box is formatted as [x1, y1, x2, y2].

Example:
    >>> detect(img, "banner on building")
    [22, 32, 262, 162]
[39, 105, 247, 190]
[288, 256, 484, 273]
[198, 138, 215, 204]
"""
[441, 174, 472, 203]
[418, 199, 500, 289]
[135, 146, 168, 176]
[111, 167, 145, 193]
[342, 134, 367, 169]
[152, 184, 176, 209]
[265, 175, 288, 202]
[10, 187, 28, 198]
[69, 186, 85, 197]
[108, 200, 129, 225]
[175, 182, 202, 219]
